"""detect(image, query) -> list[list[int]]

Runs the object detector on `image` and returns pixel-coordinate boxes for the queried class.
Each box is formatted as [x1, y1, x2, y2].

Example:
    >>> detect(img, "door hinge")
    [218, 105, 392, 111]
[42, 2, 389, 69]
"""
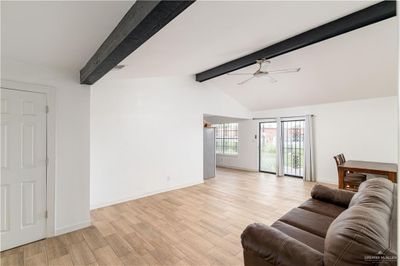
[46, 157, 49, 166]
[45, 105, 49, 113]
[45, 210, 48, 219]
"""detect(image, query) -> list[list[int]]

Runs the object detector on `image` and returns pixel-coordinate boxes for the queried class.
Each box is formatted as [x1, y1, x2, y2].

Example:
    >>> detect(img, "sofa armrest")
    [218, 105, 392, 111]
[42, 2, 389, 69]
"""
[311, 184, 355, 208]
[241, 223, 323, 266]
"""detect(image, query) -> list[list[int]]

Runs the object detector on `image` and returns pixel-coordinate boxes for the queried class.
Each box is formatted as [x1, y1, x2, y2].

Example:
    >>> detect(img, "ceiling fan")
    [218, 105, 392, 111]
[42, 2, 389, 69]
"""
[227, 59, 301, 85]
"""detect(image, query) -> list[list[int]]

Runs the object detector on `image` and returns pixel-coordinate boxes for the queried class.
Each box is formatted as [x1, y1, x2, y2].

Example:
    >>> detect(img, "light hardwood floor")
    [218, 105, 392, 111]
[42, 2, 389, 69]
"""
[1, 168, 323, 266]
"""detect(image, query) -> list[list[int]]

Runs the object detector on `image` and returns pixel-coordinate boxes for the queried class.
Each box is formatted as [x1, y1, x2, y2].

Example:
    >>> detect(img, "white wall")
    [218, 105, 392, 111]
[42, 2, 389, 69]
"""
[210, 97, 398, 184]
[90, 76, 251, 209]
[1, 59, 91, 234]
[216, 119, 259, 171]
[205, 116, 258, 171]
[254, 96, 398, 184]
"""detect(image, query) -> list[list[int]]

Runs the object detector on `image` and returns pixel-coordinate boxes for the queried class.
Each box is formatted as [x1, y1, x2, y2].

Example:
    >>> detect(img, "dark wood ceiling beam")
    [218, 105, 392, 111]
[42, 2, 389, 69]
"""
[80, 0, 195, 85]
[195, 1, 396, 82]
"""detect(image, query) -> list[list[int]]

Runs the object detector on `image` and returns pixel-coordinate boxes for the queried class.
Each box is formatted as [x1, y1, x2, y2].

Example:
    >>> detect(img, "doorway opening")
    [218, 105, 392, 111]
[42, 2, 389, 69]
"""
[259, 122, 277, 174]
[282, 120, 305, 177]
[259, 119, 305, 178]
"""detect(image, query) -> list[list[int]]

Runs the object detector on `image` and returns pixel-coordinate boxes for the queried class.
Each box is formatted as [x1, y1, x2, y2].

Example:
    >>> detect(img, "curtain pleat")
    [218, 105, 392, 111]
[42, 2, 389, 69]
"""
[303, 115, 315, 181]
[276, 118, 284, 177]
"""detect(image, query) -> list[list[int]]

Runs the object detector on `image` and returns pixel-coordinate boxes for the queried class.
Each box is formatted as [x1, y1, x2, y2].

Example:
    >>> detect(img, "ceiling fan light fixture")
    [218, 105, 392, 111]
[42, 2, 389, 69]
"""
[229, 59, 301, 85]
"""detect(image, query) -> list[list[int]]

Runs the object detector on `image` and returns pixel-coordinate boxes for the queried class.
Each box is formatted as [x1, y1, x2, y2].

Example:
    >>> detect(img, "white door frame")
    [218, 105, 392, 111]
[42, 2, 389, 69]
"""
[1, 79, 56, 237]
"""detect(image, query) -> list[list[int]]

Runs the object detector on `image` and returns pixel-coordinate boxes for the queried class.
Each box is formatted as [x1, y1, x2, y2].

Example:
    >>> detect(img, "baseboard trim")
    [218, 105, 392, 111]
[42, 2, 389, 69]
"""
[217, 165, 258, 172]
[54, 220, 91, 236]
[90, 180, 204, 210]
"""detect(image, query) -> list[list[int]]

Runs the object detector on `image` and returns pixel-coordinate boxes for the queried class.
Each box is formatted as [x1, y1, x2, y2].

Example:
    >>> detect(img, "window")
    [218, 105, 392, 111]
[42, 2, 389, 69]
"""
[213, 123, 239, 155]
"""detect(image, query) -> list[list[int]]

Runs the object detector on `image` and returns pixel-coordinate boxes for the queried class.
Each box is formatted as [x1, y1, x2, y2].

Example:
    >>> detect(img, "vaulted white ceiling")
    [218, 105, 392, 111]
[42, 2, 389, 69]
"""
[1, 1, 133, 71]
[109, 1, 382, 78]
[104, 1, 398, 110]
[208, 17, 398, 110]
[2, 1, 397, 111]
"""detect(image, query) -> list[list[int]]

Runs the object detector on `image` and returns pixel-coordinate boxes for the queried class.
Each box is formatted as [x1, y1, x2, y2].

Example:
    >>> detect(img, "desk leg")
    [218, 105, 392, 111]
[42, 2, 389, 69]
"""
[387, 172, 397, 183]
[338, 168, 345, 189]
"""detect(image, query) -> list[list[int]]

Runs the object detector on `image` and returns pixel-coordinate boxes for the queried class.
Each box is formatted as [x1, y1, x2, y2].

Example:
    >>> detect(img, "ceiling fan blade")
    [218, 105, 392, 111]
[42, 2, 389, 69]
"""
[238, 76, 255, 85]
[227, 73, 254, 75]
[266, 75, 277, 83]
[267, 68, 301, 74]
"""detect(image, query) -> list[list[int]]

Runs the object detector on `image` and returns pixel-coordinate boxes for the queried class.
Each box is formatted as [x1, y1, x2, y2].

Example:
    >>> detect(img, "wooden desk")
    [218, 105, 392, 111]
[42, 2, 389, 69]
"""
[338, 160, 398, 189]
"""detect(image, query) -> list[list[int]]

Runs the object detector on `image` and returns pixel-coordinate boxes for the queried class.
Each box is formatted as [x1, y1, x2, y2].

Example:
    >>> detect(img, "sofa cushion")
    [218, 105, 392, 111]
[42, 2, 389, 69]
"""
[299, 198, 346, 219]
[241, 223, 324, 266]
[271, 220, 325, 253]
[324, 178, 397, 266]
[311, 184, 355, 208]
[349, 177, 394, 209]
[278, 207, 335, 238]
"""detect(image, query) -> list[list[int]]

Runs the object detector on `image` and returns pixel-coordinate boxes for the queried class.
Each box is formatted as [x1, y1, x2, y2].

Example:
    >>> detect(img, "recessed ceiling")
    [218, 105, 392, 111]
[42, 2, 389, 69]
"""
[1, 1, 133, 71]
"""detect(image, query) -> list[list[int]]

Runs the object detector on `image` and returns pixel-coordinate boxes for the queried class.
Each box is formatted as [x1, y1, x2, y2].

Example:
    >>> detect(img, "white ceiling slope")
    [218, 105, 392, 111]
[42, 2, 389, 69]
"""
[2, 1, 397, 111]
[209, 17, 398, 110]
[105, 1, 397, 110]
[109, 1, 380, 78]
[1, 1, 133, 71]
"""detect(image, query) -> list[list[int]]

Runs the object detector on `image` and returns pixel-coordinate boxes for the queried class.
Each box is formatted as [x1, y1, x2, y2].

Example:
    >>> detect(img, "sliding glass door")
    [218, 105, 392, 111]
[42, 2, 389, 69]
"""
[282, 120, 305, 177]
[259, 122, 277, 173]
[259, 119, 306, 177]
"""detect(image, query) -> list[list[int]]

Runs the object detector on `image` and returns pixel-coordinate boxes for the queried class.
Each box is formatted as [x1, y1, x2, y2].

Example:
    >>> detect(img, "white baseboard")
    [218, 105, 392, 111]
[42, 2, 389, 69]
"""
[216, 165, 258, 172]
[90, 180, 204, 210]
[54, 220, 91, 236]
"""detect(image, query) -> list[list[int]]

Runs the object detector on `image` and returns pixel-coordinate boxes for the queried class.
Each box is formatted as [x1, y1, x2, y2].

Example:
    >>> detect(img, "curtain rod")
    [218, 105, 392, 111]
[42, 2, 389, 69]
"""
[252, 114, 314, 121]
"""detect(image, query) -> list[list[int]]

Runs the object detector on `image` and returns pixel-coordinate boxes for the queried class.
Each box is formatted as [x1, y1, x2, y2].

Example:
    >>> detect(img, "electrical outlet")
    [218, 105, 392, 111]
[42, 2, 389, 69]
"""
[167, 176, 171, 181]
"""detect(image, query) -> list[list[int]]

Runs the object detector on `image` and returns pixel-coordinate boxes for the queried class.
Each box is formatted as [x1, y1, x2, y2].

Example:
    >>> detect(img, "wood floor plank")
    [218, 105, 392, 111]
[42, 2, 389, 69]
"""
[23, 240, 46, 259]
[68, 241, 96, 265]
[93, 246, 123, 266]
[81, 227, 108, 251]
[0, 252, 23, 266]
[123, 232, 154, 256]
[45, 237, 68, 261]
[48, 254, 74, 266]
[92, 221, 116, 237]
[59, 230, 84, 247]
[1, 168, 328, 266]
[119, 248, 148, 266]
[24, 252, 47, 266]
[110, 218, 134, 235]
[104, 233, 133, 258]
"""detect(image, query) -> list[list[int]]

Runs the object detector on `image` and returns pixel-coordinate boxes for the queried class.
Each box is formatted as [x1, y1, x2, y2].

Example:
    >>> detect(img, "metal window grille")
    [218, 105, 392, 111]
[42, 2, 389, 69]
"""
[282, 120, 305, 177]
[212, 123, 238, 155]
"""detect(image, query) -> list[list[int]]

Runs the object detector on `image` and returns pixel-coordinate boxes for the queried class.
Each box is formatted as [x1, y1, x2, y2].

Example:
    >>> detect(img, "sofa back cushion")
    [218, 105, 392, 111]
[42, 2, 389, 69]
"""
[324, 178, 397, 266]
[349, 178, 394, 209]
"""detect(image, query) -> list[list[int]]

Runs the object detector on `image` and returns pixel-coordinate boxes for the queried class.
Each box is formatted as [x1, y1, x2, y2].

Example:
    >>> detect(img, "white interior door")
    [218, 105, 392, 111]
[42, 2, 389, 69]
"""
[1, 88, 47, 251]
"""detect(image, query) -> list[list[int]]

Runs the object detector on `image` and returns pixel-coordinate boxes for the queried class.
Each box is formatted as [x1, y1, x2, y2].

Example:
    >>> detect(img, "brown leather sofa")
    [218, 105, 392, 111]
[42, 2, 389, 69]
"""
[241, 178, 397, 266]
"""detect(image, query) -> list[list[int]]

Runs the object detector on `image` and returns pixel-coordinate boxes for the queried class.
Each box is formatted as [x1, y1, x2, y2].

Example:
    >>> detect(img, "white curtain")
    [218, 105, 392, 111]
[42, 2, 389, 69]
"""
[276, 118, 284, 177]
[303, 115, 315, 181]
